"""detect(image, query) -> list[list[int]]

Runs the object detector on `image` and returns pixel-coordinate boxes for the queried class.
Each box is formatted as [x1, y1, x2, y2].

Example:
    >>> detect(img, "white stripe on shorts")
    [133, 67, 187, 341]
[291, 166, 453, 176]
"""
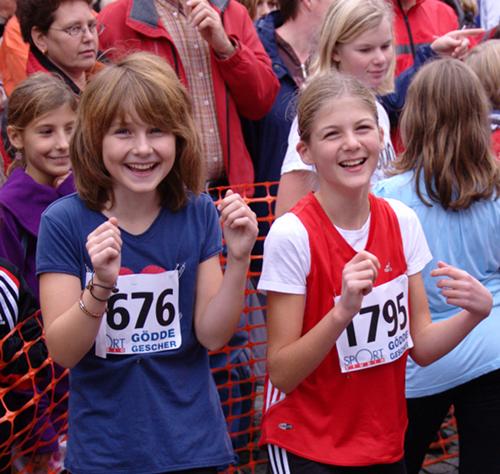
[267, 444, 291, 474]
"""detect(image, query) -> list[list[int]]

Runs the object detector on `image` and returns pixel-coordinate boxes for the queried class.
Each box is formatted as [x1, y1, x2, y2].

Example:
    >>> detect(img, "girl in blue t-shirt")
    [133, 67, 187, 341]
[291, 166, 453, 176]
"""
[36, 52, 258, 474]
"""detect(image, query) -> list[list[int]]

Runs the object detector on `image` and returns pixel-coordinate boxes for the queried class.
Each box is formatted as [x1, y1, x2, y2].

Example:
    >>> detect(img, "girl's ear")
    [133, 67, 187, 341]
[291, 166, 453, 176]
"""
[7, 125, 24, 150]
[332, 48, 341, 64]
[31, 26, 48, 55]
[302, 0, 314, 13]
[297, 140, 313, 165]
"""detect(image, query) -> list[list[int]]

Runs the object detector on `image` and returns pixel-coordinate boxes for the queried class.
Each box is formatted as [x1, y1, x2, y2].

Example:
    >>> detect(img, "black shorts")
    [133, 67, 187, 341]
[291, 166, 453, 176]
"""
[267, 445, 407, 474]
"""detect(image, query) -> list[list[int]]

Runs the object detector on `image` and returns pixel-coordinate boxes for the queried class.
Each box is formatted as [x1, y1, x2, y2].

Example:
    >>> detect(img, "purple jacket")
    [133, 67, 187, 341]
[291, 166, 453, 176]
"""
[0, 169, 75, 300]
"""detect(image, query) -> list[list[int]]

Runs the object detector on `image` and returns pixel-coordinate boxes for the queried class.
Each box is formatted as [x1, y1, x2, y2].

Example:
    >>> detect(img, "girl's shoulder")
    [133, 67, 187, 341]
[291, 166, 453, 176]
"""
[42, 192, 91, 222]
[373, 171, 418, 204]
[186, 191, 215, 207]
[0, 168, 29, 200]
[181, 191, 219, 218]
[376, 195, 421, 227]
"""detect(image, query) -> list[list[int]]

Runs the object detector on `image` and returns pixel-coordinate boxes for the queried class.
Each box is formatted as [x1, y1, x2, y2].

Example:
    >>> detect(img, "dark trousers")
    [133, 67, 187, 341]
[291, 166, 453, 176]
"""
[405, 368, 500, 474]
[65, 469, 216, 474]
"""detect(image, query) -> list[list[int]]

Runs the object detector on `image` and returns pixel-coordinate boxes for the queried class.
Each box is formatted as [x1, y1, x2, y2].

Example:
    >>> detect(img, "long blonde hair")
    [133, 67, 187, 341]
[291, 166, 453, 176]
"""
[397, 58, 499, 210]
[312, 0, 395, 95]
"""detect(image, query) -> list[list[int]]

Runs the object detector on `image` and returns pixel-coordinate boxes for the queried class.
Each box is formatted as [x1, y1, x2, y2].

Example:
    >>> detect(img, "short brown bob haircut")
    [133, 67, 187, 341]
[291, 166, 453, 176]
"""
[71, 52, 204, 212]
[17, 0, 93, 44]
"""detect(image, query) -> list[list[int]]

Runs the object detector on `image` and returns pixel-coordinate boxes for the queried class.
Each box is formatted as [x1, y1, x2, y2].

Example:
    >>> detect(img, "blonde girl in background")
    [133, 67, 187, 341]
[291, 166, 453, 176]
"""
[275, 0, 482, 217]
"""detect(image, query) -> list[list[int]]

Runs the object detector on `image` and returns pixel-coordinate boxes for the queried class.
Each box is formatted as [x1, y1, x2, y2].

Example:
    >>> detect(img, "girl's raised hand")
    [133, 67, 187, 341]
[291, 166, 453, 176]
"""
[432, 261, 492, 320]
[337, 250, 380, 321]
[431, 28, 484, 60]
[217, 190, 258, 261]
[86, 217, 122, 286]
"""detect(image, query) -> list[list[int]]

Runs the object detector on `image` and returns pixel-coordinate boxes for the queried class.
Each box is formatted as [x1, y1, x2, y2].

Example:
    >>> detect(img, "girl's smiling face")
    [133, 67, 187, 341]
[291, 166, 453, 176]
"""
[8, 103, 75, 186]
[298, 96, 383, 194]
[333, 18, 394, 91]
[101, 112, 176, 202]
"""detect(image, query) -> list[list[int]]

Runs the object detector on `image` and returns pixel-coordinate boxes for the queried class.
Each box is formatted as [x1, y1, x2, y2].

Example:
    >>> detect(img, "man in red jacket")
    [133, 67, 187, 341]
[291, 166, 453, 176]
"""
[392, 0, 459, 75]
[98, 0, 279, 188]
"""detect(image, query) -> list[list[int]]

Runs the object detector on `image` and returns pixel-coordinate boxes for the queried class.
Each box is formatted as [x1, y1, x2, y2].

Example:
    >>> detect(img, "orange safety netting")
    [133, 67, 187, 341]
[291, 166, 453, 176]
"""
[0, 182, 458, 473]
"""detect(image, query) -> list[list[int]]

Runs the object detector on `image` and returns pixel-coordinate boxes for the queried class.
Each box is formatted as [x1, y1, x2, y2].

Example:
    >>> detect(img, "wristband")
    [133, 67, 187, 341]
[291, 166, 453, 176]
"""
[86, 273, 118, 301]
[79, 292, 104, 319]
[86, 287, 109, 302]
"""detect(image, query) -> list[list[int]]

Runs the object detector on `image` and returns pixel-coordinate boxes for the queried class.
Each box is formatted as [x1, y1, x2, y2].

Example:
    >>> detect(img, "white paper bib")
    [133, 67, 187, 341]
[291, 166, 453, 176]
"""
[335, 274, 413, 373]
[92, 270, 182, 358]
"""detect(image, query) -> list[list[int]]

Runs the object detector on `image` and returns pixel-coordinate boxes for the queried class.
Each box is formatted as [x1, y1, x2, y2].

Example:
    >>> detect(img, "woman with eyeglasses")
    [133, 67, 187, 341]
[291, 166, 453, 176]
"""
[16, 0, 104, 94]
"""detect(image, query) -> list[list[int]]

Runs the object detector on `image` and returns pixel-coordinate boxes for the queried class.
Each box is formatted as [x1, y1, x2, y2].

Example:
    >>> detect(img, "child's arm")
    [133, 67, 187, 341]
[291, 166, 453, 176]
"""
[409, 261, 492, 366]
[194, 190, 258, 351]
[40, 217, 122, 368]
[267, 251, 380, 393]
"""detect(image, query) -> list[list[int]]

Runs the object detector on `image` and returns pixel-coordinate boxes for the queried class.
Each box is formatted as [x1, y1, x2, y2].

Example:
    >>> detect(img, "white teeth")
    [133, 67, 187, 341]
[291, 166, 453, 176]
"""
[127, 163, 155, 171]
[339, 158, 366, 168]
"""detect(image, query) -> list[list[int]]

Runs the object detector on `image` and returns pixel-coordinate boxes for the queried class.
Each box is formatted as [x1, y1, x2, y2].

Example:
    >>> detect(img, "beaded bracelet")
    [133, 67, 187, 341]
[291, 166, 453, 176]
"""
[79, 292, 104, 319]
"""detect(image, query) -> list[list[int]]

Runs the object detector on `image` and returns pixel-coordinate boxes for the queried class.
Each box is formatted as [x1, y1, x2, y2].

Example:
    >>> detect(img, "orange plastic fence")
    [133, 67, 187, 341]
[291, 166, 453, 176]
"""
[0, 182, 458, 473]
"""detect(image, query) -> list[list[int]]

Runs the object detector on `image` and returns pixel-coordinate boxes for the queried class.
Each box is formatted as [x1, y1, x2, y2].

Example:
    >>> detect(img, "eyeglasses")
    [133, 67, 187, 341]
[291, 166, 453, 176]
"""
[50, 21, 105, 37]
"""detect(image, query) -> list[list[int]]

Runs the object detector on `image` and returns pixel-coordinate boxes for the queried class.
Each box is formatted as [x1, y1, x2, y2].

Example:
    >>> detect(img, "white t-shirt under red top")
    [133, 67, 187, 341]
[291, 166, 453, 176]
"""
[258, 193, 431, 466]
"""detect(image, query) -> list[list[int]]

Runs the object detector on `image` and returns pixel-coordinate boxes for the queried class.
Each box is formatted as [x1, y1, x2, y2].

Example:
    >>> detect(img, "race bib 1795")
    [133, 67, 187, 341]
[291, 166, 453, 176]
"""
[335, 274, 413, 373]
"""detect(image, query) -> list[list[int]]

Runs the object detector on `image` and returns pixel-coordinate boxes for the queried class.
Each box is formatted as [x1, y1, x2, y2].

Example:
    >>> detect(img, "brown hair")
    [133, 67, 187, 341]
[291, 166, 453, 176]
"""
[237, 0, 257, 20]
[278, 0, 299, 22]
[7, 72, 78, 174]
[71, 51, 204, 212]
[312, 0, 395, 95]
[17, 0, 93, 44]
[465, 39, 500, 109]
[397, 58, 499, 210]
[297, 72, 378, 144]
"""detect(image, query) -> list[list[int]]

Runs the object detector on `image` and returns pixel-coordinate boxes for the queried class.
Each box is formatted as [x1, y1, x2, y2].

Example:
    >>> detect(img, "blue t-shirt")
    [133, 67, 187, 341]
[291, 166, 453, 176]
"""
[374, 172, 500, 398]
[37, 193, 234, 474]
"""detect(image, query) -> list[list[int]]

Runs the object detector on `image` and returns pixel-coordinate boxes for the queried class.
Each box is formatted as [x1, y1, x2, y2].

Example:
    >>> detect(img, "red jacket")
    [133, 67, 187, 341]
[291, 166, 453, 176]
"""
[98, 0, 279, 186]
[392, 0, 458, 75]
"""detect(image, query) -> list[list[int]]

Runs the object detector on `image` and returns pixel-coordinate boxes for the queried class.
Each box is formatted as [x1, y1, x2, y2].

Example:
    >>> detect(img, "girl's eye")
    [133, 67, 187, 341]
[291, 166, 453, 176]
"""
[149, 127, 164, 135]
[358, 48, 371, 53]
[38, 128, 53, 135]
[113, 127, 130, 136]
[324, 131, 339, 139]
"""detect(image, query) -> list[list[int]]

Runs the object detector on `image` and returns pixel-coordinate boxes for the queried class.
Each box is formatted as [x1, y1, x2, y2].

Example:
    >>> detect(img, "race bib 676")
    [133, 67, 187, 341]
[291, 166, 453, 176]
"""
[93, 270, 182, 357]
